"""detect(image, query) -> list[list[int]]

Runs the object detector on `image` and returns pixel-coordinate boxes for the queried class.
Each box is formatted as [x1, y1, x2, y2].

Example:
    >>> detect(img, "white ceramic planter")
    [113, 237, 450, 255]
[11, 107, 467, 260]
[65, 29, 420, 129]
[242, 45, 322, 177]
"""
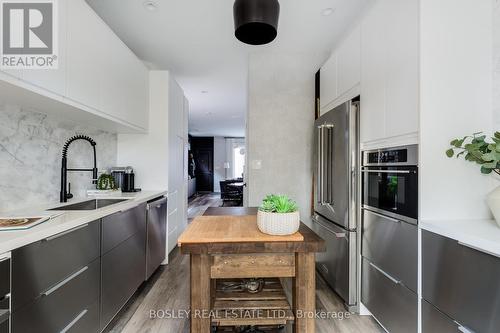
[487, 185, 500, 227]
[257, 210, 300, 236]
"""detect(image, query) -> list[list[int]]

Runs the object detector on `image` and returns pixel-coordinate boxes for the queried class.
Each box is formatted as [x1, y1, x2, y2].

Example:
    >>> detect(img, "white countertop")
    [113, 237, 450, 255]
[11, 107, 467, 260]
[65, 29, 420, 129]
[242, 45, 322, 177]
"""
[420, 218, 500, 257]
[0, 190, 167, 254]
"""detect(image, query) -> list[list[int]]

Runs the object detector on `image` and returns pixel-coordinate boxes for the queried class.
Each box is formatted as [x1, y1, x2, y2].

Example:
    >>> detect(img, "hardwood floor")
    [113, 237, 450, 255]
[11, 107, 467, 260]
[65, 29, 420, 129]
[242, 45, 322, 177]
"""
[104, 194, 384, 333]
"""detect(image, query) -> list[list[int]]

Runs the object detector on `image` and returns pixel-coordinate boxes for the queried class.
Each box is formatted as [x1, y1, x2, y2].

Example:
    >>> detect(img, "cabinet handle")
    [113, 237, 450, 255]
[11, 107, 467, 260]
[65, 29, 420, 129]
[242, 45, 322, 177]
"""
[361, 169, 414, 174]
[457, 241, 500, 259]
[369, 262, 401, 285]
[364, 210, 401, 223]
[455, 322, 475, 333]
[60, 309, 88, 333]
[44, 224, 89, 242]
[42, 266, 88, 296]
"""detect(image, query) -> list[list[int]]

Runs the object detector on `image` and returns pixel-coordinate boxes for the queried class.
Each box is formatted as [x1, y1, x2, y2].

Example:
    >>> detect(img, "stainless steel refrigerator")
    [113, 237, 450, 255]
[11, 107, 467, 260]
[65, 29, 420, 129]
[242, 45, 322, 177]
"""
[312, 99, 359, 311]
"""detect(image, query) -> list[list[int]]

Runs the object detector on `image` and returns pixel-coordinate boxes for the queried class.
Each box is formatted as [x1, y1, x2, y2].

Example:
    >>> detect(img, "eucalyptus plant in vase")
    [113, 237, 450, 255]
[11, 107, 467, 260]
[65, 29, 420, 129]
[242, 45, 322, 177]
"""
[446, 132, 500, 225]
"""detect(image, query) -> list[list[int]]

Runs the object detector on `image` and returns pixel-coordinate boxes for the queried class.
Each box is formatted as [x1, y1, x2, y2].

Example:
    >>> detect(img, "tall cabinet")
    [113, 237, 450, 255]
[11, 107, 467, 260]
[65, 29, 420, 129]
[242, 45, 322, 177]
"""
[117, 71, 189, 259]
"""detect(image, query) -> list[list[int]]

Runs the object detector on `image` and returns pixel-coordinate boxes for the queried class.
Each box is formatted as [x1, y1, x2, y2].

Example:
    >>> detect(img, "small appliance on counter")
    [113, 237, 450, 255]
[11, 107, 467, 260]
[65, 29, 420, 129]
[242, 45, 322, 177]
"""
[111, 166, 141, 193]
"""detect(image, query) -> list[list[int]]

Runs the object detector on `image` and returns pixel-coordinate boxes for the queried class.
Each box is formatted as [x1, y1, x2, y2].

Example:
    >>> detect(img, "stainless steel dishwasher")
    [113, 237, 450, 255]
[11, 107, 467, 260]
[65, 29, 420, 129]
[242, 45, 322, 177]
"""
[146, 196, 168, 279]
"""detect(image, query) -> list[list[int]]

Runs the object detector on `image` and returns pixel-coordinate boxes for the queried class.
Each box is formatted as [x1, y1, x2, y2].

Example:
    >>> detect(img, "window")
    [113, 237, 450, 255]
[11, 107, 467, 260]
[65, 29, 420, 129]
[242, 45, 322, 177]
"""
[233, 147, 245, 179]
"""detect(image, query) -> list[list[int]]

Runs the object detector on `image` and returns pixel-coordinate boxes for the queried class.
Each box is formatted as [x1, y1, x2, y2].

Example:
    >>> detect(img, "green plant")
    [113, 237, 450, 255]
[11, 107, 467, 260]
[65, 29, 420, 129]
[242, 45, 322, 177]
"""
[97, 173, 116, 190]
[446, 132, 500, 175]
[259, 194, 298, 213]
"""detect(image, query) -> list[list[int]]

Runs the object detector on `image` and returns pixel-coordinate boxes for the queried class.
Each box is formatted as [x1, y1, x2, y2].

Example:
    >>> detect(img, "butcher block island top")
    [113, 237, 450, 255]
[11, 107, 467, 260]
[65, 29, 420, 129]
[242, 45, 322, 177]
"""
[180, 207, 325, 333]
[178, 214, 304, 245]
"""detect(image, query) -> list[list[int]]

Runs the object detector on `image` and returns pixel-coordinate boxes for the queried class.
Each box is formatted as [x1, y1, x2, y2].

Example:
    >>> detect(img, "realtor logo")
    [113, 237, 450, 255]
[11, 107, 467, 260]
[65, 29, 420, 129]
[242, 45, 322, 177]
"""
[1, 0, 58, 69]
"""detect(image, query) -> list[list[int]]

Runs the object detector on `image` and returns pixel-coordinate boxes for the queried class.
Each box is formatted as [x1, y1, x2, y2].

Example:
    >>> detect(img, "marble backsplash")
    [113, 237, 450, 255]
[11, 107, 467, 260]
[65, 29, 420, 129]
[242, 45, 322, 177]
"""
[0, 105, 117, 213]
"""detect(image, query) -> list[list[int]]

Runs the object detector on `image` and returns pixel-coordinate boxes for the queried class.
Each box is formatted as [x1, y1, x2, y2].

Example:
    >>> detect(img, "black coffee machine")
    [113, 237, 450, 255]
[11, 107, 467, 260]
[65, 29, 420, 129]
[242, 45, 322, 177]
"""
[111, 166, 141, 192]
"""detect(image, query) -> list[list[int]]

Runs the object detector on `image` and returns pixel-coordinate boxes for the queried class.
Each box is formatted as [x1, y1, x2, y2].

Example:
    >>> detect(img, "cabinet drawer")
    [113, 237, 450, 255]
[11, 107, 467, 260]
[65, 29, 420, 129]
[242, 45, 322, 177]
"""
[101, 230, 146, 330]
[361, 257, 417, 333]
[65, 300, 99, 333]
[0, 318, 8, 333]
[422, 230, 500, 333]
[0, 258, 9, 298]
[422, 300, 460, 333]
[12, 221, 100, 311]
[11, 259, 99, 333]
[102, 204, 146, 254]
[362, 209, 417, 292]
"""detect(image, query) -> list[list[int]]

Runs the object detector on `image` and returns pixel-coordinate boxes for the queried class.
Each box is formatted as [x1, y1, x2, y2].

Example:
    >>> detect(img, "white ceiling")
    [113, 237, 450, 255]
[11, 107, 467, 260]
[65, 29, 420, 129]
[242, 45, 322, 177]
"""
[86, 0, 369, 137]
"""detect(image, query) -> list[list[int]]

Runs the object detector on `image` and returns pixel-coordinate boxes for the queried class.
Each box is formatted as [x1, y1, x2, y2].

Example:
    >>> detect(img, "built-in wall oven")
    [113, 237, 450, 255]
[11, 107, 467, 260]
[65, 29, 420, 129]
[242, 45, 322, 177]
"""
[362, 145, 418, 224]
[361, 145, 419, 333]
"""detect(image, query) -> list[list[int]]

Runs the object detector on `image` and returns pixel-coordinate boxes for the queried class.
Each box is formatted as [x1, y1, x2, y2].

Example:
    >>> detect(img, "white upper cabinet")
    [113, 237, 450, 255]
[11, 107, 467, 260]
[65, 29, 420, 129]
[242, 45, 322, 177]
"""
[360, 0, 419, 146]
[66, 0, 105, 112]
[320, 25, 361, 115]
[22, 0, 68, 96]
[320, 53, 338, 114]
[337, 25, 361, 97]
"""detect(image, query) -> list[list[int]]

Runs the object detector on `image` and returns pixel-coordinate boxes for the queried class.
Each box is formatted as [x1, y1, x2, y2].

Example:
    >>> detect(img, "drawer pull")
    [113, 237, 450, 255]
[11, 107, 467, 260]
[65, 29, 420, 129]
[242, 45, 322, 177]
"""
[60, 309, 88, 333]
[457, 241, 500, 259]
[42, 266, 88, 297]
[44, 224, 89, 242]
[365, 210, 401, 223]
[369, 262, 401, 285]
[313, 216, 347, 238]
[455, 322, 475, 333]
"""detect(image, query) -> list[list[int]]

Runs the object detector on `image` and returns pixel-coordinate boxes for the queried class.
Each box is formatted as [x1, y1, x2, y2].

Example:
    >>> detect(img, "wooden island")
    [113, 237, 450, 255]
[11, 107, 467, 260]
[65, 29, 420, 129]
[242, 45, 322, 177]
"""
[178, 207, 326, 333]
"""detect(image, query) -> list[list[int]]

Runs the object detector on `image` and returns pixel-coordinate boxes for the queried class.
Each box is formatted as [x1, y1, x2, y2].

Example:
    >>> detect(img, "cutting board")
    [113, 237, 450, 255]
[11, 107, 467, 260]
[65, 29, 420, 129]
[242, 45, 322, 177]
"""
[178, 215, 304, 245]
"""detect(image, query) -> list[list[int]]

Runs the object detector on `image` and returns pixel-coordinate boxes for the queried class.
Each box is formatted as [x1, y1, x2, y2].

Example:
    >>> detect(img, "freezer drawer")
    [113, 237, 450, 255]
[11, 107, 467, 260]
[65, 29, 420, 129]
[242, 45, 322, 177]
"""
[101, 229, 146, 330]
[312, 215, 356, 306]
[422, 230, 500, 333]
[362, 209, 417, 292]
[422, 300, 462, 333]
[102, 203, 146, 254]
[11, 221, 100, 311]
[11, 259, 99, 333]
[146, 197, 167, 279]
[361, 257, 417, 333]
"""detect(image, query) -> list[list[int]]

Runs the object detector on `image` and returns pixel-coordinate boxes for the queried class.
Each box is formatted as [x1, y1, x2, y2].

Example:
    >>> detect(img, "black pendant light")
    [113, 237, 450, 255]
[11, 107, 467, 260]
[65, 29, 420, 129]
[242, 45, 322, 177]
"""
[233, 0, 280, 45]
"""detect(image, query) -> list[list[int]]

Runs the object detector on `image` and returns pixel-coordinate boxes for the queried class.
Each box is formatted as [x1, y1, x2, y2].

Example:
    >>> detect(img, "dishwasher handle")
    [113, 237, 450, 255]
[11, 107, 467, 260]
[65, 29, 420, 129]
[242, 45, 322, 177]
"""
[147, 196, 167, 210]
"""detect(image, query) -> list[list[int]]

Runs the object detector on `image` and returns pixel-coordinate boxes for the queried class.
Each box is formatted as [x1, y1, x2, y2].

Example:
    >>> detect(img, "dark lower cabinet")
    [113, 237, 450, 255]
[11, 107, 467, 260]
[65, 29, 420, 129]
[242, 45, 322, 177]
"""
[423, 230, 500, 333]
[422, 300, 461, 333]
[100, 230, 146, 330]
[11, 259, 100, 333]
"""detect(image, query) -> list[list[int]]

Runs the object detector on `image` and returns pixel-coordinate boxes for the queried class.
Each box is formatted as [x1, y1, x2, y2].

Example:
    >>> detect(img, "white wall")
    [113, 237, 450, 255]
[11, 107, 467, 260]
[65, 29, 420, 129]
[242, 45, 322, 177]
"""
[419, 0, 495, 221]
[213, 137, 226, 192]
[117, 71, 169, 191]
[495, 0, 500, 129]
[247, 53, 318, 225]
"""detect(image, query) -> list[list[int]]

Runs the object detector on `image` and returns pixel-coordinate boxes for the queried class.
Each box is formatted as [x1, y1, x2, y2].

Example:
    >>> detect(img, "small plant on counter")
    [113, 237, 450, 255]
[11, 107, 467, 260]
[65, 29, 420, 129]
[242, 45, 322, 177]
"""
[259, 194, 298, 213]
[97, 173, 116, 190]
[446, 132, 500, 175]
[257, 194, 300, 236]
[446, 131, 500, 227]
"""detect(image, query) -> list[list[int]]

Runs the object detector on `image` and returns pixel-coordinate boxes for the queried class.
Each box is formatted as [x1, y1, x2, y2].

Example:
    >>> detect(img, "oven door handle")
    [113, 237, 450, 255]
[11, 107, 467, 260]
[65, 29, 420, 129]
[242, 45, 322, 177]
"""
[361, 169, 414, 174]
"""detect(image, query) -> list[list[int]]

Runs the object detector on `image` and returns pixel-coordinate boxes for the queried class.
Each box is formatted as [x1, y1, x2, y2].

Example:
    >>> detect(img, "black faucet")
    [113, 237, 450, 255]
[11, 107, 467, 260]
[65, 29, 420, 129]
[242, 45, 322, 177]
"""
[60, 135, 98, 202]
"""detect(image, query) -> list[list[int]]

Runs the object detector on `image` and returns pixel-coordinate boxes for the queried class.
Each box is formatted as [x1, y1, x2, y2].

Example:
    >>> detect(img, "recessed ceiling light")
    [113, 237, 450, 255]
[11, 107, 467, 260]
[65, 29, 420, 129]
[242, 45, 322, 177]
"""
[201, 90, 209, 94]
[143, 1, 158, 12]
[322, 8, 335, 16]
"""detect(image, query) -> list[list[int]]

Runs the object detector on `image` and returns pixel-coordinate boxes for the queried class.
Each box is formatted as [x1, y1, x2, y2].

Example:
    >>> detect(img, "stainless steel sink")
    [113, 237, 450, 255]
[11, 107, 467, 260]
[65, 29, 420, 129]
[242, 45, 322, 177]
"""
[48, 199, 128, 211]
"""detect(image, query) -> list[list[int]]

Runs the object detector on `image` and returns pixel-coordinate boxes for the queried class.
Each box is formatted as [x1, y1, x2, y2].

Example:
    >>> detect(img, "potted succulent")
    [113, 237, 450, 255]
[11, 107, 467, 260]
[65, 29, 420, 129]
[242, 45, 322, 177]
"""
[257, 194, 300, 235]
[446, 132, 500, 225]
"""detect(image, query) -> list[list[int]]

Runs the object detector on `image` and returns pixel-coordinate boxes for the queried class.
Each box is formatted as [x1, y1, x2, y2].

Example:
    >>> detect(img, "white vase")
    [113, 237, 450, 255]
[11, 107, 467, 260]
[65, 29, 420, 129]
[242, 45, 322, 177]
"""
[487, 185, 500, 227]
[257, 210, 300, 236]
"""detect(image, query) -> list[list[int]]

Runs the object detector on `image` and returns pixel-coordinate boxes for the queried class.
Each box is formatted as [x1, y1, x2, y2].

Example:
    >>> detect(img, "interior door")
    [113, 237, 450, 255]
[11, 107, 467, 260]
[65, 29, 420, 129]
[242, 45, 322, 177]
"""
[194, 149, 214, 192]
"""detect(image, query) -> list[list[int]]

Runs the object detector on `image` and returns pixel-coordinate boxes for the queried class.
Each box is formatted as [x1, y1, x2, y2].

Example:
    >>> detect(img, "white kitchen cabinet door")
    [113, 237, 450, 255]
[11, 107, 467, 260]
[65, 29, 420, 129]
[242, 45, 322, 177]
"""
[66, 0, 105, 111]
[22, 0, 67, 96]
[126, 56, 149, 129]
[360, 0, 386, 143]
[384, 0, 419, 137]
[337, 25, 361, 97]
[320, 53, 338, 115]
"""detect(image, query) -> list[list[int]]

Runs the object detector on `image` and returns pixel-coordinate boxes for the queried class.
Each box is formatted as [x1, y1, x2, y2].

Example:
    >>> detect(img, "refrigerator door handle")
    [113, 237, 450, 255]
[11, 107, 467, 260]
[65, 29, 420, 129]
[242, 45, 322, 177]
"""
[317, 126, 324, 204]
[313, 215, 346, 239]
